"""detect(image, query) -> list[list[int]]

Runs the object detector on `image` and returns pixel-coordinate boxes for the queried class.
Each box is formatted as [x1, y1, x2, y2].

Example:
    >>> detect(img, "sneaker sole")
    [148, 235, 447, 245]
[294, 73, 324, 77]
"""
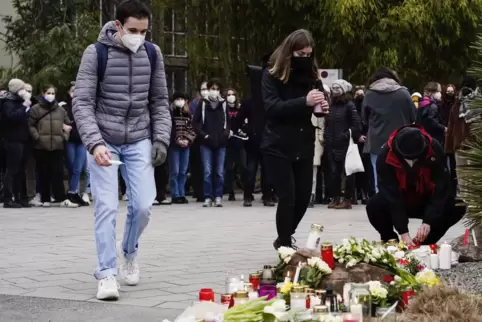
[96, 290, 119, 300]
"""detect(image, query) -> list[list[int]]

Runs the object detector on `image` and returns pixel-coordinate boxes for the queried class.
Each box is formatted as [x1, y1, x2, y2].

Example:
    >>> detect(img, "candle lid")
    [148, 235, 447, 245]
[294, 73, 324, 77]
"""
[305, 287, 315, 293]
[263, 265, 272, 269]
[311, 224, 323, 232]
[313, 305, 329, 313]
[321, 243, 333, 250]
[234, 291, 248, 298]
[292, 285, 305, 293]
[249, 273, 260, 278]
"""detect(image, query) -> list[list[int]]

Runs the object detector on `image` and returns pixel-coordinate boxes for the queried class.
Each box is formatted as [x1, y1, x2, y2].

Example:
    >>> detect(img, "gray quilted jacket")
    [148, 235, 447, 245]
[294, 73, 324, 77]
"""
[72, 21, 171, 153]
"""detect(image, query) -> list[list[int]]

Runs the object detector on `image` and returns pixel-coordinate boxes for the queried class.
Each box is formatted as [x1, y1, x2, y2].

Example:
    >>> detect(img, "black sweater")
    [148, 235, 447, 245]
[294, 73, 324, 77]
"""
[1, 92, 30, 142]
[260, 69, 318, 161]
[192, 98, 230, 149]
[376, 126, 449, 235]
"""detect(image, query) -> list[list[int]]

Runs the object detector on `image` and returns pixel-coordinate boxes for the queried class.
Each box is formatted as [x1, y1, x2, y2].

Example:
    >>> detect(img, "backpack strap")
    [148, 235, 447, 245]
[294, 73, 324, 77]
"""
[95, 42, 109, 83]
[143, 41, 157, 73]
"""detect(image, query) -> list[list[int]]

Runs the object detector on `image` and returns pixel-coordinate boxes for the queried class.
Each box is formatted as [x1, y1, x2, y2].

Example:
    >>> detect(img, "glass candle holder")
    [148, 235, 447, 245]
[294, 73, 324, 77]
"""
[290, 285, 306, 310]
[259, 284, 277, 300]
[376, 307, 396, 322]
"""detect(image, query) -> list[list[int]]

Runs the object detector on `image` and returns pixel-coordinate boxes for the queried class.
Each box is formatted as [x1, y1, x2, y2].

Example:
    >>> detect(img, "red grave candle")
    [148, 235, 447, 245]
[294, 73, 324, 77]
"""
[249, 273, 260, 291]
[321, 243, 335, 269]
[199, 288, 215, 302]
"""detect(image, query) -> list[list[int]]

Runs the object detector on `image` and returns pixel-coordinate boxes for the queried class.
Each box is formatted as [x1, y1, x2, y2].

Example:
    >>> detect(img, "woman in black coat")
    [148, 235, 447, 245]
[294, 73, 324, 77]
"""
[262, 29, 328, 249]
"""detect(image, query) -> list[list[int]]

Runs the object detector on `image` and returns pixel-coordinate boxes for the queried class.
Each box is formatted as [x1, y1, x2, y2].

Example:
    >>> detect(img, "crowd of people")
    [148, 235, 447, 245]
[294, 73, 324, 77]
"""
[0, 0, 473, 300]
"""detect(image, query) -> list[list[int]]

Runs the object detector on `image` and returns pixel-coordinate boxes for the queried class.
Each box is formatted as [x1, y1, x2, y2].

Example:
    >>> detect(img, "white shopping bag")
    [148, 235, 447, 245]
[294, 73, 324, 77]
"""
[345, 129, 364, 176]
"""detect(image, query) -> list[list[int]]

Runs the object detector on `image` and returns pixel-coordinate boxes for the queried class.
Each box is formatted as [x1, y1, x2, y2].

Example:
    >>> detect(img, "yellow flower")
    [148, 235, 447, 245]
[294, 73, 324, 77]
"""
[415, 269, 441, 287]
[280, 282, 293, 294]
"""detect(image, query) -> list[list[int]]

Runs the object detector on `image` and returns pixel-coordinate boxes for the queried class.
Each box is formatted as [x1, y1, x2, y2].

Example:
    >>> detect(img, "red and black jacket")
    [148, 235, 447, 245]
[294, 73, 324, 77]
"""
[376, 124, 450, 234]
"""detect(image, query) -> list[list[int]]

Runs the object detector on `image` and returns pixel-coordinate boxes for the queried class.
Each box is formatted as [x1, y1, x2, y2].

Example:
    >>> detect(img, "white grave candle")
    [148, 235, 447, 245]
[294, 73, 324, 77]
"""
[439, 242, 452, 270]
[430, 254, 439, 269]
[293, 264, 301, 284]
[350, 303, 363, 322]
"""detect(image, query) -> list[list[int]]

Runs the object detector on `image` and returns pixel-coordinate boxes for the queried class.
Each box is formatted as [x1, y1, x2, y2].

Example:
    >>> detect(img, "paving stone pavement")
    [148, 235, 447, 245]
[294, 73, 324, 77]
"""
[0, 195, 465, 320]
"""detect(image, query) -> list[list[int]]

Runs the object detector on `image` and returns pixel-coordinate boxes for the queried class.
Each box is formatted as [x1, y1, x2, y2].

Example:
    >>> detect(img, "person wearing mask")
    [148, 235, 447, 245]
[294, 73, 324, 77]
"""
[308, 83, 330, 208]
[28, 85, 78, 208]
[192, 78, 230, 208]
[1, 79, 32, 208]
[324, 80, 362, 209]
[223, 88, 246, 201]
[262, 29, 328, 249]
[169, 92, 196, 204]
[189, 81, 208, 202]
[444, 84, 470, 194]
[416, 82, 446, 146]
[366, 125, 466, 245]
[362, 67, 416, 193]
[73, 0, 171, 300]
[62, 82, 89, 206]
[353, 86, 371, 203]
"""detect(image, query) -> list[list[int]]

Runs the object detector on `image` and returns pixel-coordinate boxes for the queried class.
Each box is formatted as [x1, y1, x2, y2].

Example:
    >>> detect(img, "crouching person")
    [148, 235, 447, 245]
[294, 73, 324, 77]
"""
[366, 125, 466, 246]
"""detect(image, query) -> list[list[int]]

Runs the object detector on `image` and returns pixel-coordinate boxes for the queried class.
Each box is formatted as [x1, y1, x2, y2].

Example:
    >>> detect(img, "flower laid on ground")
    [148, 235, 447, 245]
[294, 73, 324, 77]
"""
[278, 282, 294, 294]
[278, 246, 296, 263]
[263, 299, 287, 320]
[415, 268, 441, 287]
[307, 257, 333, 274]
[366, 280, 389, 306]
[299, 257, 332, 289]
[334, 237, 398, 271]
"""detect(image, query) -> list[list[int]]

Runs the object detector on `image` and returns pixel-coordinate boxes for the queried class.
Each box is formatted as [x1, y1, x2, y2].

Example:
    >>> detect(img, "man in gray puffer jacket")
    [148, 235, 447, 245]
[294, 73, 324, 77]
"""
[72, 0, 171, 301]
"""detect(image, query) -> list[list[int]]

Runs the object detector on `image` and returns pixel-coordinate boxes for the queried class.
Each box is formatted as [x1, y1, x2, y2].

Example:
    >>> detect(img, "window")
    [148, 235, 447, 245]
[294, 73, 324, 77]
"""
[165, 68, 187, 96]
[163, 8, 187, 57]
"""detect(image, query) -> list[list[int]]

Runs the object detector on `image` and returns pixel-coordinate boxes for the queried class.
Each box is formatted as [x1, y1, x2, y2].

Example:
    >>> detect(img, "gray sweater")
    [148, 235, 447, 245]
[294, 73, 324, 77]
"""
[362, 78, 416, 155]
[73, 21, 171, 153]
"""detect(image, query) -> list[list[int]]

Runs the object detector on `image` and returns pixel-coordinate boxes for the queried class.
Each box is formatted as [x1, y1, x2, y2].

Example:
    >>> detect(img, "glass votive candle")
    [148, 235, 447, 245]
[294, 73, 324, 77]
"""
[259, 284, 277, 300]
[376, 307, 397, 322]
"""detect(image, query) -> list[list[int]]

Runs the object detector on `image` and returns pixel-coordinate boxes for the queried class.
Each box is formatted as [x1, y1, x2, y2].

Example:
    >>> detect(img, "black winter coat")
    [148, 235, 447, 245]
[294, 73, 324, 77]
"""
[192, 98, 231, 149]
[416, 97, 445, 146]
[324, 99, 362, 161]
[260, 69, 317, 161]
[64, 95, 82, 144]
[0, 91, 30, 142]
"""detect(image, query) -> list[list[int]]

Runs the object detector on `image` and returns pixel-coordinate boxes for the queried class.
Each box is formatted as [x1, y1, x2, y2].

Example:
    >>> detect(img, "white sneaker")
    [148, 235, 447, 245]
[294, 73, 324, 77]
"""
[82, 193, 91, 205]
[122, 194, 128, 201]
[42, 202, 51, 208]
[203, 198, 212, 207]
[116, 241, 140, 286]
[215, 197, 223, 207]
[58, 199, 79, 208]
[30, 194, 43, 207]
[96, 275, 120, 300]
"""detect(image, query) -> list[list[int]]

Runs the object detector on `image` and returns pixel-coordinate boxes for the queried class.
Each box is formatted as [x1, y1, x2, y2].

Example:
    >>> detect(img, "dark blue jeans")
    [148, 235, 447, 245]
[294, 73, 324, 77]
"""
[65, 142, 87, 193]
[168, 146, 190, 198]
[200, 145, 226, 199]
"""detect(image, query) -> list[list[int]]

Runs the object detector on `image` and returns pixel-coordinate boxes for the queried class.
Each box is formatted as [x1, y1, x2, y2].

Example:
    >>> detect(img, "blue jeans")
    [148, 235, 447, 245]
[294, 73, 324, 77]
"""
[370, 153, 378, 193]
[88, 139, 155, 280]
[200, 145, 226, 199]
[169, 146, 190, 198]
[66, 142, 87, 193]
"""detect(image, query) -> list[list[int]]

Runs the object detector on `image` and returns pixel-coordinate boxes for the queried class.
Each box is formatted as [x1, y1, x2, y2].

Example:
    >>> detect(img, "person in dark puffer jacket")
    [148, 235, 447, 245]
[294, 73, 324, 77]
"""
[62, 82, 89, 206]
[324, 79, 362, 210]
[192, 78, 231, 208]
[416, 82, 446, 146]
[169, 92, 196, 204]
[1, 79, 32, 208]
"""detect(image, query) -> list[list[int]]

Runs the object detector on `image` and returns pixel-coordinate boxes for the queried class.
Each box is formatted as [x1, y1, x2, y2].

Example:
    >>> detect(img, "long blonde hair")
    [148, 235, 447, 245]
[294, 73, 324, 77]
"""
[268, 29, 318, 83]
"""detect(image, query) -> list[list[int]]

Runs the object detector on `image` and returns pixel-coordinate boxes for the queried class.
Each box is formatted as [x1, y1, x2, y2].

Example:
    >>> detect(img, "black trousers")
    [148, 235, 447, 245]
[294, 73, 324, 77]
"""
[354, 153, 373, 198]
[35, 149, 66, 203]
[326, 151, 354, 199]
[189, 138, 204, 199]
[119, 172, 126, 195]
[155, 162, 169, 201]
[366, 193, 466, 244]
[224, 142, 246, 194]
[3, 141, 29, 201]
[244, 147, 274, 200]
[0, 140, 6, 200]
[264, 154, 312, 246]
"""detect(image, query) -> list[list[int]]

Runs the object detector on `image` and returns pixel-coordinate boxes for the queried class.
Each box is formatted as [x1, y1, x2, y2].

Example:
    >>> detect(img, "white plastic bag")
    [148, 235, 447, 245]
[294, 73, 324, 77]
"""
[345, 129, 364, 176]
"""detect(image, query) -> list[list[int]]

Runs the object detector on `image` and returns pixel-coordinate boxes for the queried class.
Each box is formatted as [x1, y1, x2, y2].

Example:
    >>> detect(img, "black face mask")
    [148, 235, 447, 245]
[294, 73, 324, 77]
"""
[291, 56, 314, 76]
[355, 96, 364, 102]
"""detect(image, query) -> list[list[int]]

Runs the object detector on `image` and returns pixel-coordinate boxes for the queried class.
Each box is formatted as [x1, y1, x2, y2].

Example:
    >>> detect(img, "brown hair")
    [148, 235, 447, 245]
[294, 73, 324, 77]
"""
[268, 29, 318, 83]
[423, 82, 440, 96]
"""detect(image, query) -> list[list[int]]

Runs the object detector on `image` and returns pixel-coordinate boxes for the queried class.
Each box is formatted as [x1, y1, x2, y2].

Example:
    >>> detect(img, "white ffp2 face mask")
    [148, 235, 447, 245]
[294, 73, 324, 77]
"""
[45, 94, 55, 102]
[121, 29, 145, 53]
[209, 90, 219, 99]
[174, 99, 185, 108]
[227, 95, 236, 104]
[201, 90, 209, 98]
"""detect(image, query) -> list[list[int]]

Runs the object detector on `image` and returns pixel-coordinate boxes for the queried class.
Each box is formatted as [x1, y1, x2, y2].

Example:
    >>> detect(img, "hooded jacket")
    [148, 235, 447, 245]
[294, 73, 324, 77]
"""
[416, 96, 445, 145]
[0, 91, 30, 142]
[72, 21, 171, 153]
[362, 78, 416, 155]
[376, 125, 449, 235]
[192, 98, 230, 149]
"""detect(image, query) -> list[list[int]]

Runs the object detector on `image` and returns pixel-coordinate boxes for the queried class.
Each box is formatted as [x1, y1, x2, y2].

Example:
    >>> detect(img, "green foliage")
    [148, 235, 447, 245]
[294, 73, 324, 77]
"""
[154, 0, 482, 94]
[1, 0, 98, 94]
